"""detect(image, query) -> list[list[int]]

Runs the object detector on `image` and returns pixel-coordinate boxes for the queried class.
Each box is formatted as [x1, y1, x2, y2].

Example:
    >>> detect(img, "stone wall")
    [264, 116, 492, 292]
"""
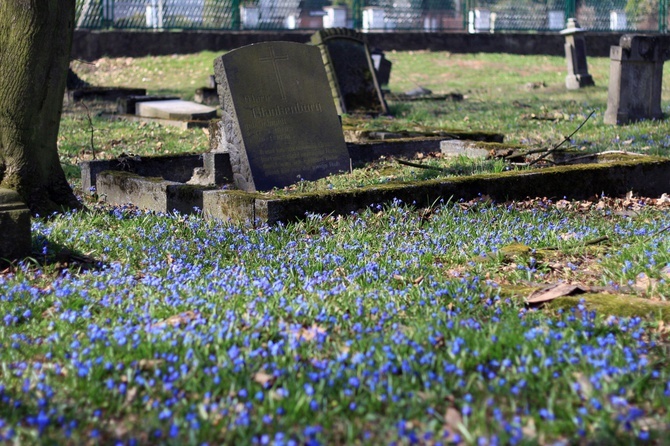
[71, 30, 625, 61]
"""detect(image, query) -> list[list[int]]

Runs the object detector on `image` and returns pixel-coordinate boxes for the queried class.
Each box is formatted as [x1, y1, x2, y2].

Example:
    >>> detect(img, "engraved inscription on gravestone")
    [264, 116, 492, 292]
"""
[214, 42, 350, 192]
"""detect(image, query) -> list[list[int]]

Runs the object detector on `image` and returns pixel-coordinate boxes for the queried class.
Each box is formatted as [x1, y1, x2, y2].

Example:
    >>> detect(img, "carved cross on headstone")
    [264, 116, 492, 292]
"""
[259, 47, 290, 100]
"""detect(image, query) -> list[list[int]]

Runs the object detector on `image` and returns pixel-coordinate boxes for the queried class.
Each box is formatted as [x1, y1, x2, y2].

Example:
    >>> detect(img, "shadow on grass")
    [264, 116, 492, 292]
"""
[1, 238, 105, 276]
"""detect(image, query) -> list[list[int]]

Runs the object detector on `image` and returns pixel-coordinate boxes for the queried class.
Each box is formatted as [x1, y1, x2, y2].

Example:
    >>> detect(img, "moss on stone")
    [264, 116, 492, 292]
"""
[545, 293, 670, 322]
[496, 284, 670, 321]
[101, 170, 165, 183]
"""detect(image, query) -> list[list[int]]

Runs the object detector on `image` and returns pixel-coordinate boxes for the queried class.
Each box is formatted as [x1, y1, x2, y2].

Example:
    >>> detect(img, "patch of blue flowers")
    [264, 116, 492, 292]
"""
[0, 201, 668, 444]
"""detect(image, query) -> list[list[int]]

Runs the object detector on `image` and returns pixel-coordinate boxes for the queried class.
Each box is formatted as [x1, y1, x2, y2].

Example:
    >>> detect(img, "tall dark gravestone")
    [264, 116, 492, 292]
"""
[310, 28, 389, 116]
[214, 42, 350, 192]
[605, 34, 668, 125]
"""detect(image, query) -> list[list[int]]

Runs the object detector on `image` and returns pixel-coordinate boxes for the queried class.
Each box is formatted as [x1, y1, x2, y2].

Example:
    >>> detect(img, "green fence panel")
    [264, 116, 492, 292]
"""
[75, 0, 668, 31]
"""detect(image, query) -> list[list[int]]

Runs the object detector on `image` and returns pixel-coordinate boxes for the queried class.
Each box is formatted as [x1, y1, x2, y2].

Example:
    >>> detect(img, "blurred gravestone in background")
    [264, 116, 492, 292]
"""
[311, 28, 389, 115]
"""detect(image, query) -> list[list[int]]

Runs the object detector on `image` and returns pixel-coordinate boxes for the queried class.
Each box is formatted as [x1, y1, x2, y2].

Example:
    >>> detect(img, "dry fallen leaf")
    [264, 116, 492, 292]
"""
[152, 310, 197, 328]
[572, 372, 594, 398]
[522, 417, 537, 438]
[443, 407, 463, 442]
[138, 359, 164, 371]
[253, 371, 276, 388]
[526, 283, 586, 305]
[125, 386, 138, 405]
[298, 323, 327, 342]
[634, 273, 658, 293]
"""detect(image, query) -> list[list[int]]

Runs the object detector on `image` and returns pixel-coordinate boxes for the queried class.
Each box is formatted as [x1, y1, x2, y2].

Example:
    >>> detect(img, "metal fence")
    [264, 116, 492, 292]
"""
[75, 0, 670, 32]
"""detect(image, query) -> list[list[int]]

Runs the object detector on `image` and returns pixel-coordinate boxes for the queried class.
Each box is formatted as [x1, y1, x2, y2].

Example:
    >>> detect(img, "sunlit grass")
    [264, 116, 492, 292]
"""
[4, 50, 665, 444]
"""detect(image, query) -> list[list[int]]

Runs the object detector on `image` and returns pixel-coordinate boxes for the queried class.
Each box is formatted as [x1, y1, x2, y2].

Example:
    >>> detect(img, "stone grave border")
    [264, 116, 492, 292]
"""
[83, 140, 670, 226]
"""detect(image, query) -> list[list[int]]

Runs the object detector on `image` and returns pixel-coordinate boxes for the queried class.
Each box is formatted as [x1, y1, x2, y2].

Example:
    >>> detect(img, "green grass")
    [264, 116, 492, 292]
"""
[1, 50, 668, 444]
[63, 51, 670, 193]
[1, 200, 669, 444]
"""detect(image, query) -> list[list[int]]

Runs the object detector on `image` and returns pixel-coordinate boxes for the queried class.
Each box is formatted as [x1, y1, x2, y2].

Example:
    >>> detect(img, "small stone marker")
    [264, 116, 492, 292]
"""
[561, 18, 595, 90]
[0, 189, 31, 262]
[135, 100, 217, 121]
[370, 48, 392, 87]
[440, 140, 490, 159]
[605, 34, 668, 125]
[214, 41, 350, 192]
[194, 75, 219, 106]
[194, 88, 219, 106]
[310, 28, 389, 115]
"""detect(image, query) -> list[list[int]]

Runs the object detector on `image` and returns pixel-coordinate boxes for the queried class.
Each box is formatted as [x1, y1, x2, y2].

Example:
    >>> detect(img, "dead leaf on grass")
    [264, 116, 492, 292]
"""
[152, 310, 197, 328]
[522, 417, 537, 438]
[298, 323, 327, 341]
[393, 274, 424, 285]
[526, 283, 587, 305]
[572, 372, 594, 398]
[253, 371, 276, 388]
[443, 407, 463, 443]
[634, 273, 658, 293]
[42, 306, 58, 318]
[125, 386, 138, 405]
[138, 359, 164, 371]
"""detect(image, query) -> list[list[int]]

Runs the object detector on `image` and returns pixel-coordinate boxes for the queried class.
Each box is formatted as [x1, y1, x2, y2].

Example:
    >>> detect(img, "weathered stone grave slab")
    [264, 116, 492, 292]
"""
[81, 152, 231, 193]
[0, 189, 31, 262]
[117, 95, 180, 115]
[310, 28, 389, 115]
[66, 87, 147, 104]
[136, 100, 217, 121]
[561, 18, 595, 90]
[214, 41, 350, 192]
[96, 172, 209, 215]
[104, 113, 211, 130]
[604, 34, 670, 125]
[202, 157, 670, 225]
[90, 149, 670, 226]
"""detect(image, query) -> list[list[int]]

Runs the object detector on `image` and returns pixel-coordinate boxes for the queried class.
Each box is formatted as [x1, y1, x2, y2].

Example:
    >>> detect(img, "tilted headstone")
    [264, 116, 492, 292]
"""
[0, 189, 31, 262]
[604, 34, 668, 125]
[560, 18, 594, 90]
[310, 28, 389, 115]
[214, 41, 349, 192]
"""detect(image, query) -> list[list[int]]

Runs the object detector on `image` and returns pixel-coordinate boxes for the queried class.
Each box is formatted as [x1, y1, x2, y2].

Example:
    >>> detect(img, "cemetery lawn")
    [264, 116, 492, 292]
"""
[0, 52, 668, 444]
[62, 51, 670, 192]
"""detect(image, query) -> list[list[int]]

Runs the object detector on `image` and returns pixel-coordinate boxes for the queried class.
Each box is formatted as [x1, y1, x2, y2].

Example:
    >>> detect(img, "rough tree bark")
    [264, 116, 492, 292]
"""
[0, 1, 82, 216]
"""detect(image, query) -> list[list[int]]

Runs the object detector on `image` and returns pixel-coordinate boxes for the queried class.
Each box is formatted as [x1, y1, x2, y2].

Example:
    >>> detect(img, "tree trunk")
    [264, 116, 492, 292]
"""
[0, 1, 82, 216]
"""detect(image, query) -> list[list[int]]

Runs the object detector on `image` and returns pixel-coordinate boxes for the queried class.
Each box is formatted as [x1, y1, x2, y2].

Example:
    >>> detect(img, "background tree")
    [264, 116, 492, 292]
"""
[0, 1, 82, 216]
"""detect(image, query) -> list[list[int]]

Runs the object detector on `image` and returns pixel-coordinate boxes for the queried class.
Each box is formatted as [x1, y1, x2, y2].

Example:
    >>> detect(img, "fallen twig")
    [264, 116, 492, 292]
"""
[528, 110, 595, 167]
[396, 159, 449, 172]
[543, 235, 609, 251]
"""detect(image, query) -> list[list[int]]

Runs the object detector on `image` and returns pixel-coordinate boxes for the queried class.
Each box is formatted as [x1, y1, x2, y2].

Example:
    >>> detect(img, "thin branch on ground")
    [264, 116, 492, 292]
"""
[528, 110, 596, 167]
[396, 158, 449, 172]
